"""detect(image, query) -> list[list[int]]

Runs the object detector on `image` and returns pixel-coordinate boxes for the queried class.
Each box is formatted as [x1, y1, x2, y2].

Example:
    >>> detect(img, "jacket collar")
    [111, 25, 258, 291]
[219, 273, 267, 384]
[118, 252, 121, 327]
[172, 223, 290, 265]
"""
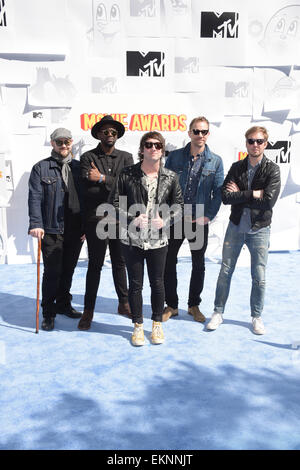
[95, 142, 120, 158]
[184, 142, 212, 162]
[243, 154, 267, 168]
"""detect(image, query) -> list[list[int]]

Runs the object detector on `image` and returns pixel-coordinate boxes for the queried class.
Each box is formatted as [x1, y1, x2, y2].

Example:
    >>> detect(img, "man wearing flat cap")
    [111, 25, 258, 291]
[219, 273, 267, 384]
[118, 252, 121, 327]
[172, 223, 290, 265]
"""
[78, 115, 134, 330]
[28, 128, 84, 331]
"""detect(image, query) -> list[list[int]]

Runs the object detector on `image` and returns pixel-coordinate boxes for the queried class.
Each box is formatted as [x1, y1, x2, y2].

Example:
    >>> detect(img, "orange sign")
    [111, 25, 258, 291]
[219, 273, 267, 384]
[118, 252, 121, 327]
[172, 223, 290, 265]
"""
[80, 113, 187, 132]
[238, 152, 247, 160]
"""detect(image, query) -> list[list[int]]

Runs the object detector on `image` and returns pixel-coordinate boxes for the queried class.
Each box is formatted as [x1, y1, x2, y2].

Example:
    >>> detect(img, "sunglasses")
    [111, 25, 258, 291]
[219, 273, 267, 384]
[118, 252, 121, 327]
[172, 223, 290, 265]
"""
[144, 141, 163, 150]
[100, 129, 118, 137]
[55, 139, 72, 146]
[192, 129, 209, 136]
[247, 138, 266, 145]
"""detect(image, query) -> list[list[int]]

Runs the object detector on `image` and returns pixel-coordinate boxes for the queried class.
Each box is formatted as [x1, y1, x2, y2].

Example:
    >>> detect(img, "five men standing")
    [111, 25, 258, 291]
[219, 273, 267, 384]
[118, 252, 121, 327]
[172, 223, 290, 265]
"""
[28, 119, 280, 338]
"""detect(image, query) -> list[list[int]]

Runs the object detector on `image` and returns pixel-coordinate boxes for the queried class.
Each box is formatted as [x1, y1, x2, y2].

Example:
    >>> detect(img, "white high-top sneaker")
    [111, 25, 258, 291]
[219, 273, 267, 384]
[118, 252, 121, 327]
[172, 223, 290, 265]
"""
[252, 317, 265, 335]
[206, 312, 223, 331]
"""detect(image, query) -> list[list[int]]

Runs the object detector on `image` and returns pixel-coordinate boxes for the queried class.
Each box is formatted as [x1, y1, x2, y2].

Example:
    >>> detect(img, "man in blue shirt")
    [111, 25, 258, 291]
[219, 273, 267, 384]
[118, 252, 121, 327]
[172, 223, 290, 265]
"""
[163, 116, 224, 323]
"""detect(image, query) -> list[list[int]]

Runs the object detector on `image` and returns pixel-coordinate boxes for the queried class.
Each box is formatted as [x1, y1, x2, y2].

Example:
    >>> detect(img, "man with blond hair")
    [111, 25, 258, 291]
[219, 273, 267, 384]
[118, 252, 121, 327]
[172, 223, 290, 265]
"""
[207, 126, 281, 335]
[163, 116, 224, 323]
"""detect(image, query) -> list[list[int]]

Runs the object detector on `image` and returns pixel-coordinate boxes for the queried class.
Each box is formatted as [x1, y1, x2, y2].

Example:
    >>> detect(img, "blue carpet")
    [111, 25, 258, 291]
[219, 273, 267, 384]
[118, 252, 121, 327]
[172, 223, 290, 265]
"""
[0, 252, 300, 450]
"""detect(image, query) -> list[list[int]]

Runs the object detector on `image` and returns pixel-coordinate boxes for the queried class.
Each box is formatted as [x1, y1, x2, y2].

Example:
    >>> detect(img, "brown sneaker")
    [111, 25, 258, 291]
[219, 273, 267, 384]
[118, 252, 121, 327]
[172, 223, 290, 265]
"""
[162, 306, 178, 322]
[188, 306, 206, 323]
[118, 302, 132, 319]
[77, 309, 94, 330]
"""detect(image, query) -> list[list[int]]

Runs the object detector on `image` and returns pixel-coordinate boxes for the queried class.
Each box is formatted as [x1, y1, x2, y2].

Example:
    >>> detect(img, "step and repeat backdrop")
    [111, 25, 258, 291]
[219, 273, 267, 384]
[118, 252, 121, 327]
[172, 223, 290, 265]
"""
[0, 0, 300, 263]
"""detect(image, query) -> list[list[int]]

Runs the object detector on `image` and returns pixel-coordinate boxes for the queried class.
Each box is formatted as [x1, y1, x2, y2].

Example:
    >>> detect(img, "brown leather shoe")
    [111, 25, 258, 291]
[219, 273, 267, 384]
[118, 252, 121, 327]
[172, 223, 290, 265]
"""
[188, 306, 206, 323]
[77, 309, 94, 330]
[118, 302, 132, 319]
[162, 306, 178, 322]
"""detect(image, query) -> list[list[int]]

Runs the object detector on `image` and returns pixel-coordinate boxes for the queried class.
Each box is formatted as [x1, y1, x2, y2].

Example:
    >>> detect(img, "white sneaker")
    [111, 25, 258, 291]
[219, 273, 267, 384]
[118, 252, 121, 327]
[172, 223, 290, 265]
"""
[131, 323, 145, 346]
[206, 312, 223, 330]
[252, 317, 265, 335]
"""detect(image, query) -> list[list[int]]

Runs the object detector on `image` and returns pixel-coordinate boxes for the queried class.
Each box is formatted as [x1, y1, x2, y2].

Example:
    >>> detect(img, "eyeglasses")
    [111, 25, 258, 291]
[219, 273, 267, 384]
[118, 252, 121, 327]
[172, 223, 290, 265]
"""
[192, 129, 209, 136]
[55, 139, 72, 146]
[144, 141, 163, 150]
[100, 128, 118, 137]
[247, 138, 266, 145]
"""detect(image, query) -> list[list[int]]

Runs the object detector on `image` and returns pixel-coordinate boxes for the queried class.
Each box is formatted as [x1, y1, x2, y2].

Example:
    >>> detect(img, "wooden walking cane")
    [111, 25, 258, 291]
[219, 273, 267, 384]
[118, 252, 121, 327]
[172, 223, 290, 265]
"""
[35, 238, 41, 334]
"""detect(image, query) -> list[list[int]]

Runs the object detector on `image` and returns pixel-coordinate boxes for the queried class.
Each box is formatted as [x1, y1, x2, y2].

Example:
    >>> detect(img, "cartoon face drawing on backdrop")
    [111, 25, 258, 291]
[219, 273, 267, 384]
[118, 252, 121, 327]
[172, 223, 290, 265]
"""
[162, 0, 191, 37]
[168, 0, 188, 15]
[261, 5, 300, 59]
[92, 0, 121, 43]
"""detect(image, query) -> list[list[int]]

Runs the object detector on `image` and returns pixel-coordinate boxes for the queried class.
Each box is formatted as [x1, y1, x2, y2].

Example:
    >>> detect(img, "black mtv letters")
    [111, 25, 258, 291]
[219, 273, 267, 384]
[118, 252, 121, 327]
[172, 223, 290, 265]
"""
[200, 12, 239, 38]
[126, 51, 165, 77]
[0, 0, 7, 27]
[266, 141, 291, 164]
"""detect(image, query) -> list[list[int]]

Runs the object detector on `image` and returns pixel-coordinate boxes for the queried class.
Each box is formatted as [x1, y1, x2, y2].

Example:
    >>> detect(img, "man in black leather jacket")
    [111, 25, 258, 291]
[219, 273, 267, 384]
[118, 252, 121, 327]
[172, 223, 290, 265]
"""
[207, 126, 281, 335]
[110, 131, 183, 346]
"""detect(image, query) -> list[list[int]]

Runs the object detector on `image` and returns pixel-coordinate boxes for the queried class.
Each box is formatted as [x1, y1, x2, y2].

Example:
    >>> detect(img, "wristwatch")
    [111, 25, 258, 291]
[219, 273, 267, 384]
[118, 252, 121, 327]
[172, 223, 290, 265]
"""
[98, 174, 104, 183]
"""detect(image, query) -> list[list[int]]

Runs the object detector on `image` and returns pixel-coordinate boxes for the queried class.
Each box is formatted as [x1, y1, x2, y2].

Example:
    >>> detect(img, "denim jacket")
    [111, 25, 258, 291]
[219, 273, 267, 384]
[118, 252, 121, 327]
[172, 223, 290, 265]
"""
[165, 143, 224, 221]
[28, 156, 83, 234]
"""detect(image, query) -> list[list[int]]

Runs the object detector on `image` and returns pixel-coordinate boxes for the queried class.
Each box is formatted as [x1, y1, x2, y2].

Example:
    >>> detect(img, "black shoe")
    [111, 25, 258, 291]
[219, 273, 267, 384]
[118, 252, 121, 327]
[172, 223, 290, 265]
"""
[42, 317, 55, 331]
[56, 305, 82, 319]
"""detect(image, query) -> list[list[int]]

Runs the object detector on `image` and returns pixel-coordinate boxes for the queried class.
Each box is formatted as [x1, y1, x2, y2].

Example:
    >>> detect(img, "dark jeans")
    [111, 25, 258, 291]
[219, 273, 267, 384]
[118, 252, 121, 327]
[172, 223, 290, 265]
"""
[84, 220, 128, 311]
[41, 232, 83, 317]
[122, 244, 168, 324]
[164, 221, 209, 309]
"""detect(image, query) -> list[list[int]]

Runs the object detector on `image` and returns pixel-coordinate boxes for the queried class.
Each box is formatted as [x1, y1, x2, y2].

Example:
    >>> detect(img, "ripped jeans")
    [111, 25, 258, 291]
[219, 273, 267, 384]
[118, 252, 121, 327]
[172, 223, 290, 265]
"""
[214, 222, 270, 318]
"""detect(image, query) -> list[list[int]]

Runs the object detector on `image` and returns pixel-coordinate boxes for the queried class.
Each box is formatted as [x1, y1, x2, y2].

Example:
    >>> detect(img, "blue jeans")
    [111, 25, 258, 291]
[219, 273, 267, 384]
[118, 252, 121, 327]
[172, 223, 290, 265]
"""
[214, 222, 270, 318]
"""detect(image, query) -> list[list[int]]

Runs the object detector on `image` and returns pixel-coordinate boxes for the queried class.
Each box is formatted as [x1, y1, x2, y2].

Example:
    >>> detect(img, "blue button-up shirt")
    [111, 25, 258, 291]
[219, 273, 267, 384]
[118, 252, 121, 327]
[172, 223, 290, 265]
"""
[184, 152, 205, 218]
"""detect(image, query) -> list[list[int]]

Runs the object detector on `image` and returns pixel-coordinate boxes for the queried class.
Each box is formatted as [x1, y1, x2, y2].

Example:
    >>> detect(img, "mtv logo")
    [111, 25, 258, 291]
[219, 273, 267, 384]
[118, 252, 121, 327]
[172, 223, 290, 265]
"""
[0, 0, 7, 27]
[200, 12, 239, 38]
[175, 57, 200, 73]
[130, 0, 156, 17]
[225, 82, 249, 98]
[265, 141, 291, 164]
[127, 51, 165, 77]
[91, 77, 117, 93]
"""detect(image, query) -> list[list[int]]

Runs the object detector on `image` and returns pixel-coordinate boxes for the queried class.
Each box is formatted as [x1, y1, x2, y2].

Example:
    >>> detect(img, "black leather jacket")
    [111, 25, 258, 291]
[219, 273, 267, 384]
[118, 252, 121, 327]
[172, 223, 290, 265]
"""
[110, 162, 183, 229]
[222, 155, 281, 230]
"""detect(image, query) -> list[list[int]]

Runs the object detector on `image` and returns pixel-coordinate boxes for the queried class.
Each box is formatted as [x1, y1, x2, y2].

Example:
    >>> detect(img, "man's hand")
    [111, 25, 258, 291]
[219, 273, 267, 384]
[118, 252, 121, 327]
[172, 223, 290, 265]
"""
[226, 181, 239, 192]
[133, 214, 148, 228]
[253, 189, 264, 199]
[194, 216, 210, 225]
[151, 216, 164, 230]
[29, 228, 44, 239]
[87, 161, 101, 182]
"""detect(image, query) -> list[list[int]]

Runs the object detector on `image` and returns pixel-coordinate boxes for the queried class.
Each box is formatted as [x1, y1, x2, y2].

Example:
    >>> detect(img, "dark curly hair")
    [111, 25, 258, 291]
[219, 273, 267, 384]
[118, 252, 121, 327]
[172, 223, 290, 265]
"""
[138, 131, 165, 161]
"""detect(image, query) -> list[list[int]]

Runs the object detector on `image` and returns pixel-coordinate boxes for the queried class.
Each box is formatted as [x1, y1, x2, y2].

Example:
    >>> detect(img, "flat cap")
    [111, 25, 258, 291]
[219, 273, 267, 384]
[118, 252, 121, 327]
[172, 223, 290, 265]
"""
[50, 128, 72, 140]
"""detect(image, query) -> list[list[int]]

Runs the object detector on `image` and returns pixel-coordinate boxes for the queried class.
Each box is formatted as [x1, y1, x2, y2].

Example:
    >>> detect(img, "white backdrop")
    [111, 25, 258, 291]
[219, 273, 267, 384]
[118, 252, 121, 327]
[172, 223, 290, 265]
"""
[0, 0, 300, 263]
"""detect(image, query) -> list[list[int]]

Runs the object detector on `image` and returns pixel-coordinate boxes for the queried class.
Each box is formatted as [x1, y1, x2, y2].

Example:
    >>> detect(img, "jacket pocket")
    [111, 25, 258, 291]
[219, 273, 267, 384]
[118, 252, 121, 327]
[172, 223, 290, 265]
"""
[41, 176, 58, 185]
[202, 169, 216, 177]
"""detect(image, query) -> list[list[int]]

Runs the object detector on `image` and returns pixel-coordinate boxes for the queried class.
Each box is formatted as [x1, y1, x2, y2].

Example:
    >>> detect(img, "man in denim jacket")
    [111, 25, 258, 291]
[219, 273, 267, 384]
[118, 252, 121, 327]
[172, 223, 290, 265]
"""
[163, 116, 224, 323]
[28, 128, 84, 331]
